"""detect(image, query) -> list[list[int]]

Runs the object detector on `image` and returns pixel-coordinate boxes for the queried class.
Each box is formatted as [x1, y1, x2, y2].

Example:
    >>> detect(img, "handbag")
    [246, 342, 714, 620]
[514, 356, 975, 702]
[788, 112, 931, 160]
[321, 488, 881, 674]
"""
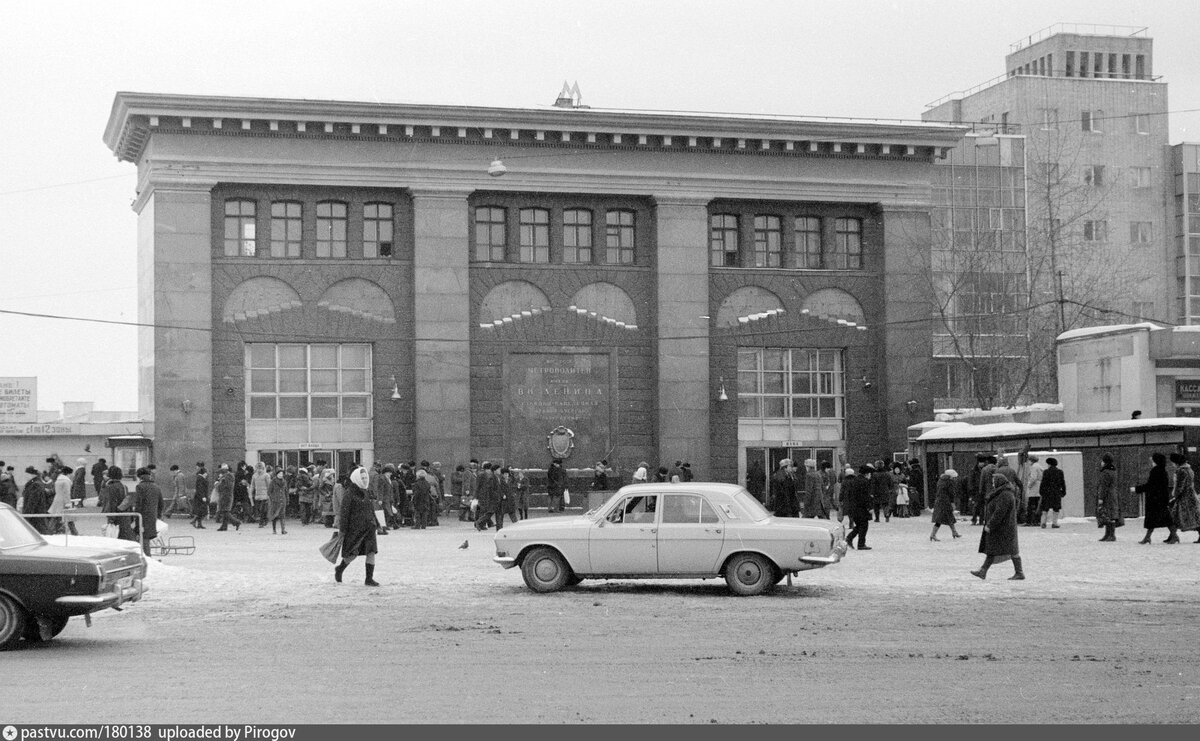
[318, 532, 343, 564]
[563, 489, 571, 505]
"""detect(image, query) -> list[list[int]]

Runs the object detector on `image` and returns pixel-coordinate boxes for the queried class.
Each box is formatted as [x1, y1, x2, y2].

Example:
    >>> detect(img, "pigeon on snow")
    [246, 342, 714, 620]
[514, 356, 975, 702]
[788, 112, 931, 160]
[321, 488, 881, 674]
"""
[458, 540, 469, 550]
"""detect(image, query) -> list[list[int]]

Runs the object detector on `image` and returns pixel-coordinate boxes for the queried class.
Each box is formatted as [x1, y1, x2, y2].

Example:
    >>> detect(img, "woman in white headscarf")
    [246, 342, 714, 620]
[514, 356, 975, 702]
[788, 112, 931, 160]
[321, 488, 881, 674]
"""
[334, 467, 380, 586]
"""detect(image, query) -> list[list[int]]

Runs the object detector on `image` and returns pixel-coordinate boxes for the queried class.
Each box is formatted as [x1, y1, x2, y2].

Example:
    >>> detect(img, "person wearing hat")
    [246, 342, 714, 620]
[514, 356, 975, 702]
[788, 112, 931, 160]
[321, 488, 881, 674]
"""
[215, 463, 240, 531]
[546, 458, 567, 513]
[632, 461, 649, 484]
[971, 469, 1023, 580]
[334, 466, 380, 586]
[191, 462, 210, 529]
[929, 469, 962, 541]
[71, 458, 89, 508]
[101, 465, 131, 539]
[0, 464, 18, 509]
[803, 459, 825, 519]
[411, 467, 431, 530]
[770, 459, 798, 517]
[1134, 452, 1177, 544]
[1095, 453, 1124, 542]
[267, 466, 289, 535]
[1038, 457, 1065, 529]
[842, 465, 874, 550]
[21, 465, 53, 534]
[119, 467, 163, 556]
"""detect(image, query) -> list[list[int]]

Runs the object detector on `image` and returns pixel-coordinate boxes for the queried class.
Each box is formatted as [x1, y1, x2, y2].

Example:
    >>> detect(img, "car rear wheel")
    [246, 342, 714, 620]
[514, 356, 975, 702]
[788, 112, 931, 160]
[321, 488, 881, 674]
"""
[0, 594, 27, 650]
[724, 553, 776, 596]
[521, 547, 571, 593]
[23, 615, 69, 643]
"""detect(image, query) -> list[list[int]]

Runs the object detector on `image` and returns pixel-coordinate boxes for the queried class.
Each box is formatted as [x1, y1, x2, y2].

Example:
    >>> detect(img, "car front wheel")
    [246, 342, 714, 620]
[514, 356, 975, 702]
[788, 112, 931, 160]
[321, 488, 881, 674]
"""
[0, 594, 27, 650]
[725, 553, 776, 596]
[521, 547, 571, 593]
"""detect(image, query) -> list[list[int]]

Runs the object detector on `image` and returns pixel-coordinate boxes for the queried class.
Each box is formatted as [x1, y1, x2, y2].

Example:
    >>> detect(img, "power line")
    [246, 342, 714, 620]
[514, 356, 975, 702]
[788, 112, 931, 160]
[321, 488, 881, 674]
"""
[0, 174, 131, 197]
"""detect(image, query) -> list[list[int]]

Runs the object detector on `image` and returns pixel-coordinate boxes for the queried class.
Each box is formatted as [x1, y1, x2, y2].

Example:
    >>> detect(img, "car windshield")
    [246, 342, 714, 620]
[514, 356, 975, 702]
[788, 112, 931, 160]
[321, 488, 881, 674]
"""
[0, 507, 47, 549]
[727, 489, 772, 522]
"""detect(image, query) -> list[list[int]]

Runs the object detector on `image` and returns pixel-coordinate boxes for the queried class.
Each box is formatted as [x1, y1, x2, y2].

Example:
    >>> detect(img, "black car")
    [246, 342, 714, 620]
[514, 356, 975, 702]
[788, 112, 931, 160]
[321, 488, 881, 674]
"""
[0, 502, 147, 649]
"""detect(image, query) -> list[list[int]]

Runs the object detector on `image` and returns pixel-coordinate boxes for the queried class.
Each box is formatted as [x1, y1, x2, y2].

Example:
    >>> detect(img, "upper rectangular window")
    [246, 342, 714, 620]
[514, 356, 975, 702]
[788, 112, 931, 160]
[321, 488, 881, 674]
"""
[224, 199, 256, 256]
[562, 209, 593, 264]
[316, 201, 347, 258]
[1130, 221, 1152, 244]
[1134, 113, 1150, 134]
[1083, 220, 1108, 242]
[1081, 110, 1102, 133]
[795, 217, 822, 269]
[1084, 165, 1105, 187]
[247, 343, 371, 421]
[737, 348, 844, 421]
[831, 218, 863, 270]
[363, 202, 394, 258]
[519, 208, 550, 263]
[270, 202, 302, 258]
[1040, 108, 1058, 130]
[605, 210, 635, 264]
[474, 206, 506, 262]
[752, 215, 782, 268]
[1131, 166, 1152, 188]
[710, 214, 740, 267]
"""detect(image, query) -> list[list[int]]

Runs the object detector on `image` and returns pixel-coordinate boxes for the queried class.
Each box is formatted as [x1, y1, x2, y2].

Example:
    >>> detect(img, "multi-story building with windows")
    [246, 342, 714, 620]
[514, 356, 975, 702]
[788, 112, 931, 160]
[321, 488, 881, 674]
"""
[924, 24, 1172, 401]
[103, 91, 965, 487]
[1173, 143, 1200, 323]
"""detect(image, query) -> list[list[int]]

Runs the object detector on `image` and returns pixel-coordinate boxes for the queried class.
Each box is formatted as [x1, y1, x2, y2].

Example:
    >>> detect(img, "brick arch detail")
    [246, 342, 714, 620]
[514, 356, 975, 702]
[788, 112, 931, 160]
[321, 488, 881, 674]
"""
[714, 285, 785, 327]
[221, 276, 302, 324]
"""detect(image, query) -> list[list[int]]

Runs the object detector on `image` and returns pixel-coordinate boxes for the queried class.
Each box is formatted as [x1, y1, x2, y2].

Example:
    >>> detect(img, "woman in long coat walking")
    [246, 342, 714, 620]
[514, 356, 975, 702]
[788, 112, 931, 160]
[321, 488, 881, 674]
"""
[21, 467, 52, 535]
[1168, 452, 1200, 542]
[929, 469, 962, 541]
[267, 468, 288, 534]
[971, 470, 1023, 580]
[1095, 453, 1124, 542]
[1135, 452, 1177, 544]
[334, 467, 379, 586]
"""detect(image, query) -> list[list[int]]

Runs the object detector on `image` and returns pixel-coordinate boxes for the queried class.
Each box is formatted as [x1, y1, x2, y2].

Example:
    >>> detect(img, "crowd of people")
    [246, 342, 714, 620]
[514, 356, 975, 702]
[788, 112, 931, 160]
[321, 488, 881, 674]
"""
[7, 444, 1200, 586]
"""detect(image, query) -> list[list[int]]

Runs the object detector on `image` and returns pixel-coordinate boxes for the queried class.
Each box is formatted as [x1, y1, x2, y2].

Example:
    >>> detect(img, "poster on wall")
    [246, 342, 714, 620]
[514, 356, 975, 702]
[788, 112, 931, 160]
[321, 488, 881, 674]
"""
[505, 351, 612, 467]
[0, 377, 37, 422]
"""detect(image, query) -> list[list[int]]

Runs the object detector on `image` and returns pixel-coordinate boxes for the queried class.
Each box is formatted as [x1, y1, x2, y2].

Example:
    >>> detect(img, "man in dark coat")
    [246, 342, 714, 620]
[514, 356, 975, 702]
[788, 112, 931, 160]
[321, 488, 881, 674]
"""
[21, 466, 53, 534]
[474, 463, 498, 530]
[1135, 452, 1178, 544]
[770, 459, 798, 517]
[971, 470, 1023, 580]
[91, 458, 108, 497]
[214, 464, 240, 531]
[843, 465, 874, 550]
[1038, 457, 1065, 527]
[995, 452, 1024, 526]
[546, 458, 567, 513]
[0, 467, 19, 509]
[907, 459, 925, 516]
[191, 462, 209, 529]
[119, 467, 163, 556]
[868, 461, 893, 522]
[334, 467, 380, 586]
[973, 455, 998, 525]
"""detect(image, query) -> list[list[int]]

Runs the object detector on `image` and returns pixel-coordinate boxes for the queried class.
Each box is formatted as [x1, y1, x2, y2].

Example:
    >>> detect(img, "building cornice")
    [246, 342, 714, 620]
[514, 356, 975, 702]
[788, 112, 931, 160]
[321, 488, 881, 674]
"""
[104, 91, 969, 166]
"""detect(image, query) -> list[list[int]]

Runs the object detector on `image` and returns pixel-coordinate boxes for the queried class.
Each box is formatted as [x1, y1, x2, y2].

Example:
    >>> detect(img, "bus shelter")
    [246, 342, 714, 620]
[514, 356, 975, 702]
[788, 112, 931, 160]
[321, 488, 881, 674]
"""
[909, 418, 1200, 519]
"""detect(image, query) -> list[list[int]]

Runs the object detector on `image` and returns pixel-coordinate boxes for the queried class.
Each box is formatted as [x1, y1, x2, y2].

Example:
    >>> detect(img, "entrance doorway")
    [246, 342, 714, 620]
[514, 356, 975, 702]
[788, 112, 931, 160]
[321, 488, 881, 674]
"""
[743, 446, 841, 507]
[257, 449, 361, 474]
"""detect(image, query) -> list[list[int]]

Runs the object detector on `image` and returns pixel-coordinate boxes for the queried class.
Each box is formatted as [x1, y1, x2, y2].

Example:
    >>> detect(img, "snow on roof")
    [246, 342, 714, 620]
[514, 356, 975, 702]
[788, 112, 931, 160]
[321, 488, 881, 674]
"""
[916, 416, 1200, 442]
[1056, 322, 1164, 342]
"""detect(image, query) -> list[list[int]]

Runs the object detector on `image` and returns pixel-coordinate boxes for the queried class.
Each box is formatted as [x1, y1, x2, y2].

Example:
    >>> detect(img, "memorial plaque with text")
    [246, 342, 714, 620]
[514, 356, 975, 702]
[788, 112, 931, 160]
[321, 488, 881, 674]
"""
[505, 351, 612, 466]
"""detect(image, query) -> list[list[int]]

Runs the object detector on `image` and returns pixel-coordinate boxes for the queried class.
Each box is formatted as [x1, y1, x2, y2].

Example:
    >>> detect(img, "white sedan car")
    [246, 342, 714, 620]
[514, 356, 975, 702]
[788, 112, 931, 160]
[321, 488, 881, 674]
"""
[493, 482, 848, 595]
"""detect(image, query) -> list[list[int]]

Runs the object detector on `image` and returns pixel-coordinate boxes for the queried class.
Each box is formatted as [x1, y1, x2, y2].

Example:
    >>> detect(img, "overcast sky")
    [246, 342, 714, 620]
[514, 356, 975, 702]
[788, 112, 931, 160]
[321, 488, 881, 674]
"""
[2, 0, 1198, 414]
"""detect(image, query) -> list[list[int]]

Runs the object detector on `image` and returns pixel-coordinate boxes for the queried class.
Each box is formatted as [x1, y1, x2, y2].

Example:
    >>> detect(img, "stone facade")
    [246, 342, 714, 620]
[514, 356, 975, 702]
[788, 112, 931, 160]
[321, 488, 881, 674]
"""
[104, 92, 965, 482]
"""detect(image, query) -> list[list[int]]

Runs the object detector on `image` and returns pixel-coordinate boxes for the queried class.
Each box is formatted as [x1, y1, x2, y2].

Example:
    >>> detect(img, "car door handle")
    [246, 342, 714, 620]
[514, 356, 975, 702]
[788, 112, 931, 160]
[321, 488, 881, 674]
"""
[706, 529, 722, 534]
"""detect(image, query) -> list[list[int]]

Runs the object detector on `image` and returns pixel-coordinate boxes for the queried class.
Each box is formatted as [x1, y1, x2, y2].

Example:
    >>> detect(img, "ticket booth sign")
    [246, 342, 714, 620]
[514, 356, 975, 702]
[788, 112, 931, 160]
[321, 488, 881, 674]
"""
[1176, 380, 1200, 403]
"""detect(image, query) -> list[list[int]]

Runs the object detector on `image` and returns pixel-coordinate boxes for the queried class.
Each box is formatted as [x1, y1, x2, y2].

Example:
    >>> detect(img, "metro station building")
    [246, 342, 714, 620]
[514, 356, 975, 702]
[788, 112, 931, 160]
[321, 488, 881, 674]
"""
[103, 91, 966, 482]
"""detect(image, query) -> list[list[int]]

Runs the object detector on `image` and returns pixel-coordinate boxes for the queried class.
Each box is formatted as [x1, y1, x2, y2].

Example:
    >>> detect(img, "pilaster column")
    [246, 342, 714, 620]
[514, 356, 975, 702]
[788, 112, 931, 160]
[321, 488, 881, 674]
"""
[138, 181, 215, 469]
[412, 189, 472, 463]
[654, 196, 711, 470]
[881, 206, 933, 452]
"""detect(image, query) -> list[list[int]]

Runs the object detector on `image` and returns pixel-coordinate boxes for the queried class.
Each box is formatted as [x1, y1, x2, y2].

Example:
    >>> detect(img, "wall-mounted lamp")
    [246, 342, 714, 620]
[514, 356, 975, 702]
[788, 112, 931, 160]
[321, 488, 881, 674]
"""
[904, 399, 918, 413]
[487, 159, 507, 177]
[390, 375, 402, 400]
[717, 376, 729, 402]
[860, 375, 873, 390]
[181, 399, 193, 414]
